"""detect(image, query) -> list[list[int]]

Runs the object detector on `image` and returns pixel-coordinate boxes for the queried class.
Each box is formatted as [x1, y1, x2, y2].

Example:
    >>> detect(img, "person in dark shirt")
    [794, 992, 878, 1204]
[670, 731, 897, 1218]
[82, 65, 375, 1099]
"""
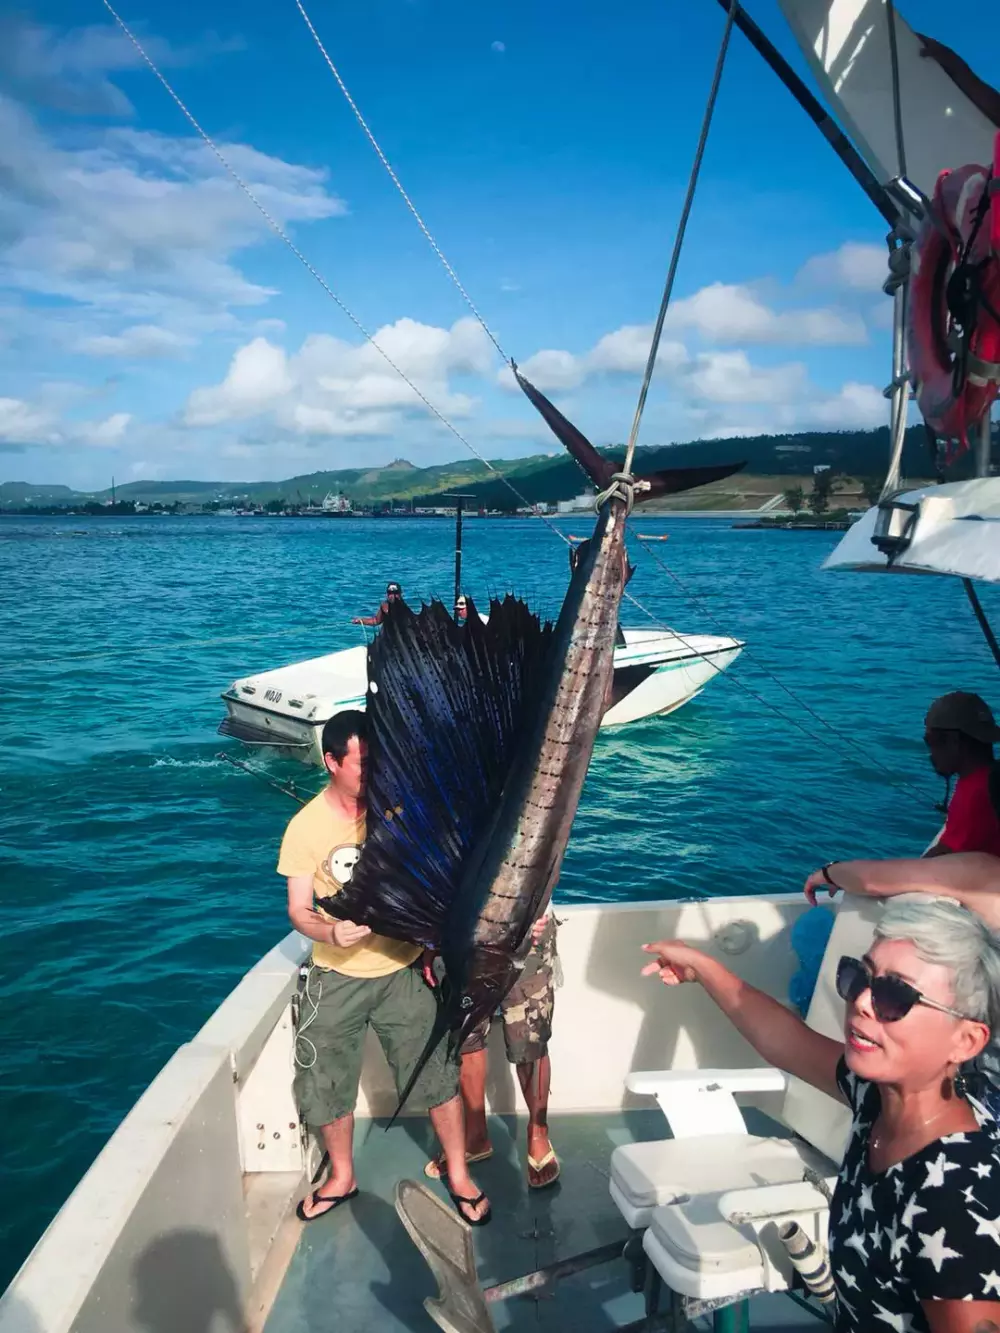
[352, 580, 403, 628]
[924, 692, 1000, 858]
[643, 896, 1000, 1332]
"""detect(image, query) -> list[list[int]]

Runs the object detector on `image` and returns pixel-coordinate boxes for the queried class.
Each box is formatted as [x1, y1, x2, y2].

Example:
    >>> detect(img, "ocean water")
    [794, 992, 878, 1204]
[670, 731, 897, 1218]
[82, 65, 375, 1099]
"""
[2, 511, 998, 1286]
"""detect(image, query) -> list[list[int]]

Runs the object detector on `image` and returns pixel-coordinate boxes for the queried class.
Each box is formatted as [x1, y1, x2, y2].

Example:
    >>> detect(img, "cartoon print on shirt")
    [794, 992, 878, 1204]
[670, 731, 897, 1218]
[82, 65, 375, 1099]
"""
[325, 843, 361, 888]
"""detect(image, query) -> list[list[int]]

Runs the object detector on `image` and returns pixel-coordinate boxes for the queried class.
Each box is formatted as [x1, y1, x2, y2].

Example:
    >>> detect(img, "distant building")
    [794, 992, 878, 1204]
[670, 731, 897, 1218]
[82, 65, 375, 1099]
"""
[557, 491, 594, 514]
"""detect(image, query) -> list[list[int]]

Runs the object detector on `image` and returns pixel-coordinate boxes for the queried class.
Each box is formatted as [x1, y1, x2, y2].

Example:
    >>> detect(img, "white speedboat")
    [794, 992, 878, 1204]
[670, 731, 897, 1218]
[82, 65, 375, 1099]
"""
[218, 627, 745, 764]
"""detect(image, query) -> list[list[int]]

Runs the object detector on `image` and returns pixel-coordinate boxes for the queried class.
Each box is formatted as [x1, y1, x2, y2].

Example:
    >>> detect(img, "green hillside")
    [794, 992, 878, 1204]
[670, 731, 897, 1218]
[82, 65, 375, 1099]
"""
[3, 425, 994, 511]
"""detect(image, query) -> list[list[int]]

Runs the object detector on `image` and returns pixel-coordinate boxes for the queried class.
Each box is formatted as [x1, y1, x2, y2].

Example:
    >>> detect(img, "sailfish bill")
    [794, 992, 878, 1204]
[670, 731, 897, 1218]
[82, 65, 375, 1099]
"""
[316, 374, 744, 1118]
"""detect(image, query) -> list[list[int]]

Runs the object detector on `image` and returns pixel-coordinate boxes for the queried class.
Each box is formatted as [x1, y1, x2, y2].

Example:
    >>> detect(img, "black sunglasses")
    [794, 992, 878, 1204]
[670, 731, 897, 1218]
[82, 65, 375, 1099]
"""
[836, 955, 975, 1024]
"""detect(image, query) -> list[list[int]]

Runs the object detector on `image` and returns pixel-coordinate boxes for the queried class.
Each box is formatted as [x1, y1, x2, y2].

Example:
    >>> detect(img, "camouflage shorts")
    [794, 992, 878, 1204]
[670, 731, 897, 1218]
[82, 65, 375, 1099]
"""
[462, 917, 557, 1065]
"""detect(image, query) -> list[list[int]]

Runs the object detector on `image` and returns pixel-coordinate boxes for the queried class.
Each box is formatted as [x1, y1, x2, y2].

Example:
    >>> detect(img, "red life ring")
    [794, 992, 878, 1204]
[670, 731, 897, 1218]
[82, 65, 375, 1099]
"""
[907, 131, 1000, 459]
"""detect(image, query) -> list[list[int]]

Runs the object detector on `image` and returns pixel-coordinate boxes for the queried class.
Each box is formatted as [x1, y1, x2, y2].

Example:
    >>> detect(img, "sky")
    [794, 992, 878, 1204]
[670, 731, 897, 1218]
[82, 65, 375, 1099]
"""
[0, 0, 994, 489]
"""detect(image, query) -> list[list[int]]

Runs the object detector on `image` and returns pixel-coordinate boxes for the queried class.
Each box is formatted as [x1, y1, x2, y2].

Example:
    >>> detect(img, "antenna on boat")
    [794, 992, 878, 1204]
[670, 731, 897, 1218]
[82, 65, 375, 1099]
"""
[442, 493, 475, 622]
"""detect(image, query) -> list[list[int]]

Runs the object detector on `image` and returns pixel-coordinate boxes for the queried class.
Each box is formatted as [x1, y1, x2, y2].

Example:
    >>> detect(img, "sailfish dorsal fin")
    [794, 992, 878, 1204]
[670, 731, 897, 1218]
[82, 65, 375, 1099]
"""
[316, 596, 554, 946]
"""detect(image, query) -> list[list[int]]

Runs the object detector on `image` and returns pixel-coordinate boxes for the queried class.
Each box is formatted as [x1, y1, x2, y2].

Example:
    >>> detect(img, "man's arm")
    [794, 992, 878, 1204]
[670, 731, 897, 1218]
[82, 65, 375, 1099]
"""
[804, 855, 1000, 927]
[351, 612, 382, 626]
[287, 874, 372, 948]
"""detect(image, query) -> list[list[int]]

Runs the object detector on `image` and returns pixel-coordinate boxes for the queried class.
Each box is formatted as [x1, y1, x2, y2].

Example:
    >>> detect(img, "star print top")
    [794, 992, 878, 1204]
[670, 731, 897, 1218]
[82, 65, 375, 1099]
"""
[829, 1058, 1000, 1331]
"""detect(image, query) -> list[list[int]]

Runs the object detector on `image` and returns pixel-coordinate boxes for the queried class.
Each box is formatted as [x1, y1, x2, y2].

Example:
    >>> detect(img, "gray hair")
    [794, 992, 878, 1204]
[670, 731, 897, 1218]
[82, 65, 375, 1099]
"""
[874, 895, 1000, 1032]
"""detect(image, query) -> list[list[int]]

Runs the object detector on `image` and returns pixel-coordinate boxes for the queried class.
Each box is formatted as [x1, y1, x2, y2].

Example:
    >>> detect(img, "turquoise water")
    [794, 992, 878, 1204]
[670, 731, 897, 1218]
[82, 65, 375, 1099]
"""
[2, 512, 998, 1286]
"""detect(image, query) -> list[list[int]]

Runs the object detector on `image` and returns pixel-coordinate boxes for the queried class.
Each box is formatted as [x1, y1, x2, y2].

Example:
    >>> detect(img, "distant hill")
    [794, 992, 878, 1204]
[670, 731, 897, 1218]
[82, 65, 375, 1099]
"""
[3, 426, 994, 511]
[0, 481, 82, 504]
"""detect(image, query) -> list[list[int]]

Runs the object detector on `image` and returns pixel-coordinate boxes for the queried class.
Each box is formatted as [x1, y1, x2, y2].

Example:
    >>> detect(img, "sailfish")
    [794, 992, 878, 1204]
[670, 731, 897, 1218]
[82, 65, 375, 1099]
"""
[318, 370, 744, 1115]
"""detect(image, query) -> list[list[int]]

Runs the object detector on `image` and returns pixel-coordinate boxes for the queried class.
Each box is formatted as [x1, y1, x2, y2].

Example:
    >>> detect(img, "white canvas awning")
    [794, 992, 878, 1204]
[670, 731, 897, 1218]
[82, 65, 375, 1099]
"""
[778, 0, 998, 201]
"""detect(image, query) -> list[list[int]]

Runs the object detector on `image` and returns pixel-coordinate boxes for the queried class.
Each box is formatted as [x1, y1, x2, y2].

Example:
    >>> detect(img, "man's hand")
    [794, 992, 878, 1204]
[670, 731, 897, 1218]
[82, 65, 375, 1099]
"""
[804, 868, 840, 907]
[641, 940, 707, 986]
[420, 949, 438, 988]
[332, 919, 371, 949]
[530, 913, 551, 946]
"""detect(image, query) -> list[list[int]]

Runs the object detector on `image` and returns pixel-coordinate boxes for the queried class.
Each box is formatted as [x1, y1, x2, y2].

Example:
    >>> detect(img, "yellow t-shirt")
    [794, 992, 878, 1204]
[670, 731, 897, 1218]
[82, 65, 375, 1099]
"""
[277, 791, 421, 978]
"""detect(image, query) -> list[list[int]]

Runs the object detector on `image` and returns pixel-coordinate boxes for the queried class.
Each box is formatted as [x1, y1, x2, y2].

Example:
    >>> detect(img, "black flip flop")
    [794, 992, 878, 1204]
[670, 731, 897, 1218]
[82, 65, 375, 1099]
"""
[296, 1186, 359, 1222]
[447, 1186, 492, 1227]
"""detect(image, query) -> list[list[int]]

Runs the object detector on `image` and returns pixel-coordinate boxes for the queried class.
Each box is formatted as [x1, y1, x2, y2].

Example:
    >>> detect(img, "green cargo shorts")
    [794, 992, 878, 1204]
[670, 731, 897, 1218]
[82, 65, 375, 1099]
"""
[293, 964, 459, 1128]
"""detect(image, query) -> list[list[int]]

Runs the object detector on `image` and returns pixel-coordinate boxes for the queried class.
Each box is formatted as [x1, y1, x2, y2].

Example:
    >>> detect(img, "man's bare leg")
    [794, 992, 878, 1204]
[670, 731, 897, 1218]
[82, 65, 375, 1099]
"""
[517, 1055, 555, 1167]
[430, 1093, 490, 1222]
[459, 1048, 492, 1156]
[299, 1112, 358, 1218]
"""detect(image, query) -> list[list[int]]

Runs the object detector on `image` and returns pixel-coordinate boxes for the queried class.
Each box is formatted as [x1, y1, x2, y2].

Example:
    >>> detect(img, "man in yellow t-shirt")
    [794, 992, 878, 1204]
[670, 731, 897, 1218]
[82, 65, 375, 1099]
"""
[278, 709, 490, 1226]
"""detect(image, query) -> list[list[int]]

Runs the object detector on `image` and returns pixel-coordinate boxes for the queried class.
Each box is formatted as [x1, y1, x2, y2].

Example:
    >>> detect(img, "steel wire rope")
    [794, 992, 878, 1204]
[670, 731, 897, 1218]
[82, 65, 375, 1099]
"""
[621, 0, 736, 478]
[290, 0, 508, 364]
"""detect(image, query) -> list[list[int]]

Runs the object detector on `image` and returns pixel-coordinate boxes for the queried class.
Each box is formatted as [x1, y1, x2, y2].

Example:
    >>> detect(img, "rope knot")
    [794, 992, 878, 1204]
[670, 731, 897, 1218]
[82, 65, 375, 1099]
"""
[594, 472, 649, 515]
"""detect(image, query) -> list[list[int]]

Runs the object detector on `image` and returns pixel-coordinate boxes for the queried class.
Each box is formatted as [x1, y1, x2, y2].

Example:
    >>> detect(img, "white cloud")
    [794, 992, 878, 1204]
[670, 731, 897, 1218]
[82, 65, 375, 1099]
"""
[510, 349, 583, 392]
[799, 242, 887, 292]
[77, 412, 132, 447]
[74, 325, 193, 357]
[664, 282, 867, 345]
[0, 396, 133, 450]
[0, 97, 345, 338]
[498, 276, 866, 397]
[185, 317, 493, 436]
[811, 381, 887, 428]
[681, 350, 808, 405]
[0, 397, 61, 447]
[0, 16, 239, 117]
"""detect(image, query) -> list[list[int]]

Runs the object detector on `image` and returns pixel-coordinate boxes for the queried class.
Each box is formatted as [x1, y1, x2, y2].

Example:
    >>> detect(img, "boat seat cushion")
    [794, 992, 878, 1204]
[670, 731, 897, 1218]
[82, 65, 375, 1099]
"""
[610, 1131, 832, 1228]
[644, 1189, 769, 1297]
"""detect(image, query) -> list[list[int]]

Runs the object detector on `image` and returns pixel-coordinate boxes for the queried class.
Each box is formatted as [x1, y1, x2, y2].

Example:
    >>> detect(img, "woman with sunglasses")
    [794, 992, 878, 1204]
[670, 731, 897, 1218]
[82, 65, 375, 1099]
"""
[642, 896, 1000, 1332]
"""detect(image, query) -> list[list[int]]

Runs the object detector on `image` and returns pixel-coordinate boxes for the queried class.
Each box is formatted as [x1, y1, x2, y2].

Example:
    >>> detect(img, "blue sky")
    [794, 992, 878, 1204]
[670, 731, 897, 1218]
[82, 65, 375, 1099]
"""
[0, 0, 994, 488]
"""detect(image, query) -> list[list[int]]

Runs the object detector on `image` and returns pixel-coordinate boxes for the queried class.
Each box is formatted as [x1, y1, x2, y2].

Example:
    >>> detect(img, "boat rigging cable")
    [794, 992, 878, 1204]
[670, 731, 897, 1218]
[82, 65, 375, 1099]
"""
[102, 0, 930, 805]
[620, 0, 736, 478]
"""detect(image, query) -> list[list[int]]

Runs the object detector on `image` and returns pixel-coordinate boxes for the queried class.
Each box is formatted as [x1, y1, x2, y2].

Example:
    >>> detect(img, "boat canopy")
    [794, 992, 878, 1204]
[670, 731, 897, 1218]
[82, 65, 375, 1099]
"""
[825, 478, 1000, 583]
[778, 0, 998, 200]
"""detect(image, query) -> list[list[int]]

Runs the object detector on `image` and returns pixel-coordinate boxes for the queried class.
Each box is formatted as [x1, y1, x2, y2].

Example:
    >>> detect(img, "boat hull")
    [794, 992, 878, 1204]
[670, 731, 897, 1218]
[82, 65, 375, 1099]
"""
[218, 630, 744, 763]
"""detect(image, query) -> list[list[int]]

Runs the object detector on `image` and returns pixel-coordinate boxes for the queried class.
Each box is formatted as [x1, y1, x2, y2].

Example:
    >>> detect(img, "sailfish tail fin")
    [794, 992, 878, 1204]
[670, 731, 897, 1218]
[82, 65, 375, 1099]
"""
[387, 989, 454, 1128]
[513, 363, 615, 489]
[513, 364, 746, 498]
